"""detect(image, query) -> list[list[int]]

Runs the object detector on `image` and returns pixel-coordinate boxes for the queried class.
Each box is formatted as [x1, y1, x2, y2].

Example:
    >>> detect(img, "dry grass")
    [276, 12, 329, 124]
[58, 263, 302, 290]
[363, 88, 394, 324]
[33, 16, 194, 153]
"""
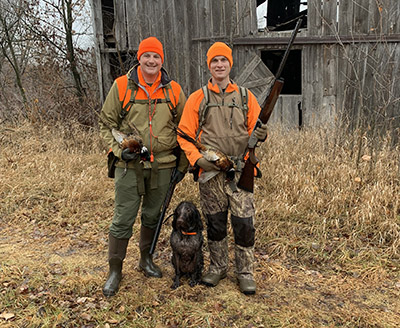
[0, 121, 399, 327]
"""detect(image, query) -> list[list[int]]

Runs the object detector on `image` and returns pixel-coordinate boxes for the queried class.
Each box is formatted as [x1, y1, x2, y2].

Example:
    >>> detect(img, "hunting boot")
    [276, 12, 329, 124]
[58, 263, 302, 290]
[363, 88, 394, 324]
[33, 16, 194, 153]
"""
[102, 234, 129, 297]
[235, 244, 256, 295]
[138, 225, 162, 278]
[202, 237, 229, 287]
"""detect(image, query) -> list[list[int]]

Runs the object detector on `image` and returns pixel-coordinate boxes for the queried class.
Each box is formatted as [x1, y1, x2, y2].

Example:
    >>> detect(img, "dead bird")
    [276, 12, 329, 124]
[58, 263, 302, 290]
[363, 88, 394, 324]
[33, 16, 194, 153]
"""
[176, 126, 233, 172]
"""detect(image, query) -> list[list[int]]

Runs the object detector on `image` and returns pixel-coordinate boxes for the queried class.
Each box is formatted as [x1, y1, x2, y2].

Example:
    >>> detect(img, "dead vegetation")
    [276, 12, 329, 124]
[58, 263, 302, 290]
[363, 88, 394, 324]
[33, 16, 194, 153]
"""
[0, 120, 399, 327]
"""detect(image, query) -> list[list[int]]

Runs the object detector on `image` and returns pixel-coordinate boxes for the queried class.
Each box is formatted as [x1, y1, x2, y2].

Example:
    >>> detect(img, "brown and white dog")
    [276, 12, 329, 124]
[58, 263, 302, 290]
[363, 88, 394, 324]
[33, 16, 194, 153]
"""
[170, 201, 204, 289]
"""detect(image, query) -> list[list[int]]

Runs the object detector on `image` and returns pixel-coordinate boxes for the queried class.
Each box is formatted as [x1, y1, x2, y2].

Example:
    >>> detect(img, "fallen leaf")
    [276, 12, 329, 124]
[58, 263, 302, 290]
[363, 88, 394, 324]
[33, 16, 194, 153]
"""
[0, 312, 15, 320]
[80, 313, 91, 321]
[214, 302, 224, 312]
[19, 284, 29, 294]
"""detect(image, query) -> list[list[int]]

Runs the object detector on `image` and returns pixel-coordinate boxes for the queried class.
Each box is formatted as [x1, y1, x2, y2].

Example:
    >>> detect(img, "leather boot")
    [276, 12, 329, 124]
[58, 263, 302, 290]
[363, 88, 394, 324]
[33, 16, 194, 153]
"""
[202, 238, 228, 287]
[234, 244, 256, 295]
[103, 234, 129, 297]
[138, 225, 162, 278]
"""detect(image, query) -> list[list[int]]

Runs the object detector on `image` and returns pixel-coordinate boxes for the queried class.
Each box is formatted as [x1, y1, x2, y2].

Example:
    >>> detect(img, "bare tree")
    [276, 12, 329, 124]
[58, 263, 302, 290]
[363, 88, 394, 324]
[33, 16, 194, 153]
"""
[0, 0, 31, 104]
[23, 0, 89, 101]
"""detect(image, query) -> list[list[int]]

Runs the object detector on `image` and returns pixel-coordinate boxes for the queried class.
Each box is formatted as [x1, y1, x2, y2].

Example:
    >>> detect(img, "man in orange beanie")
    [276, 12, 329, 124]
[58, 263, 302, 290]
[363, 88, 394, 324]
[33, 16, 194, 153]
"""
[99, 36, 188, 296]
[177, 42, 268, 295]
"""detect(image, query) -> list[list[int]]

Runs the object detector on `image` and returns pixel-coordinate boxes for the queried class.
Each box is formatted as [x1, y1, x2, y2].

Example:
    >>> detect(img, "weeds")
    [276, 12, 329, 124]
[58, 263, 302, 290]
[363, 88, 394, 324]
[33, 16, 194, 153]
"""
[0, 120, 399, 327]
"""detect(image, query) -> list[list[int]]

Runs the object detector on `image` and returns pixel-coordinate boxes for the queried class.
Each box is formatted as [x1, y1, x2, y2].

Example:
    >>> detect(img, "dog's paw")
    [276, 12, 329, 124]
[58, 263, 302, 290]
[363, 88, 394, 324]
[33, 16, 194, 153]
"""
[171, 277, 180, 289]
[189, 279, 199, 287]
[170, 282, 180, 289]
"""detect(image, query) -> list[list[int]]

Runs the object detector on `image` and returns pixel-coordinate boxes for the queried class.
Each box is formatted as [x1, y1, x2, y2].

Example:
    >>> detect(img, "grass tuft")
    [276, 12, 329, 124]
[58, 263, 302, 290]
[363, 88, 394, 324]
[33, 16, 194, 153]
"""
[1, 121, 399, 327]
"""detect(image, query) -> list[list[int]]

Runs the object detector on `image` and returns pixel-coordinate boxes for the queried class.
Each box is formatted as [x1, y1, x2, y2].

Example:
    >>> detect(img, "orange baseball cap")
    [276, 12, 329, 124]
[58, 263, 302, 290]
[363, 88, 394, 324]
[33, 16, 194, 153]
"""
[206, 42, 233, 68]
[137, 37, 164, 63]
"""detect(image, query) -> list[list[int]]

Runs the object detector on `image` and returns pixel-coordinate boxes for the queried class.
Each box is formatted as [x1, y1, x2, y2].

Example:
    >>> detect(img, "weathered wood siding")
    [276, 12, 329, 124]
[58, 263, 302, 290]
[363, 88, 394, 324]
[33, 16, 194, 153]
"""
[90, 0, 400, 131]
[299, 0, 400, 129]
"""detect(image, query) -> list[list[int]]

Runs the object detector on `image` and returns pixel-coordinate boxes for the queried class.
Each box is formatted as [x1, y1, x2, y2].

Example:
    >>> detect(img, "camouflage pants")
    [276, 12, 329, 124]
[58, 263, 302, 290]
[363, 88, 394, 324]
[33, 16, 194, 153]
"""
[199, 172, 255, 279]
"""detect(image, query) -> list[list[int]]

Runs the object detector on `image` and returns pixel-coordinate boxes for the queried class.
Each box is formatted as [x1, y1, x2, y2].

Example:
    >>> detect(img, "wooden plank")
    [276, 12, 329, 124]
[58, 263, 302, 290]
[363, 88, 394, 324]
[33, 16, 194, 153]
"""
[126, 0, 142, 49]
[395, 0, 400, 34]
[114, 0, 127, 50]
[234, 52, 275, 104]
[268, 96, 302, 128]
[89, 0, 104, 50]
[353, 0, 369, 34]
[308, 0, 322, 36]
[303, 45, 324, 126]
[323, 44, 337, 96]
[235, 55, 262, 84]
[242, 77, 274, 89]
[338, 0, 354, 36]
[368, 0, 381, 35]
[321, 95, 337, 124]
[211, 0, 222, 37]
[175, 0, 191, 92]
[322, 0, 338, 36]
[199, 0, 212, 38]
[224, 0, 234, 39]
[268, 96, 282, 125]
[281, 95, 302, 127]
[89, 0, 105, 100]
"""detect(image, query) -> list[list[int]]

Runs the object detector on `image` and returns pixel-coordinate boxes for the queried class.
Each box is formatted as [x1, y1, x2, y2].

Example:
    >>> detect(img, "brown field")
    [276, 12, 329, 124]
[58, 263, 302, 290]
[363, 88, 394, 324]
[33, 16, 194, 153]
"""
[1, 121, 399, 327]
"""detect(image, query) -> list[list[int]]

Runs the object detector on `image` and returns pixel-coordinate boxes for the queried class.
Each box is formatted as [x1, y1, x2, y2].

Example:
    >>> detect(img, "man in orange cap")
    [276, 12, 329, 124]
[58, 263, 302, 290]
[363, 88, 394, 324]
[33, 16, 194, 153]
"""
[99, 36, 188, 296]
[177, 42, 268, 295]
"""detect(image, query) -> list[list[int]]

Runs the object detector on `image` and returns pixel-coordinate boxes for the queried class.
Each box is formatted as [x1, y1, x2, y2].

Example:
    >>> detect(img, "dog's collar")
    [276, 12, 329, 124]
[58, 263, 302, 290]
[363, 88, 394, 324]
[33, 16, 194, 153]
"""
[181, 231, 197, 236]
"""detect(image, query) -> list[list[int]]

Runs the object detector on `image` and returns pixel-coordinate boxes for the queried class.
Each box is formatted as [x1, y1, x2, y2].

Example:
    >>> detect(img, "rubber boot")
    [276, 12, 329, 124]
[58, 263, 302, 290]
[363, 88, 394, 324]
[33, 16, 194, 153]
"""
[102, 234, 129, 297]
[201, 237, 228, 287]
[235, 244, 256, 295]
[138, 225, 162, 278]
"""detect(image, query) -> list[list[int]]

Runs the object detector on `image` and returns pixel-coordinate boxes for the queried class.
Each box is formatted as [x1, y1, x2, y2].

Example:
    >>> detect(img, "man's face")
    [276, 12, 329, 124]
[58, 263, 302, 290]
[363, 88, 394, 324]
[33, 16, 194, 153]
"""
[209, 56, 231, 82]
[139, 52, 162, 78]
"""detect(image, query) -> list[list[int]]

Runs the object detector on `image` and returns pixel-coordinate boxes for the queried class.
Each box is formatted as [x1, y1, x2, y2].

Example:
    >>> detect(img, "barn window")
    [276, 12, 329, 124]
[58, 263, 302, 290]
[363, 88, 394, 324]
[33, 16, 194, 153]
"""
[102, 0, 115, 48]
[257, 0, 307, 31]
[261, 49, 302, 95]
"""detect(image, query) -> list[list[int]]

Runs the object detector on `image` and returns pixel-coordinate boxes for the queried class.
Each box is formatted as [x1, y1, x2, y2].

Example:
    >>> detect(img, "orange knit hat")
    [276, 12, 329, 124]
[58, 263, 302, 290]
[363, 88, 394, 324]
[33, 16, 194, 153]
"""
[206, 42, 233, 68]
[137, 37, 164, 63]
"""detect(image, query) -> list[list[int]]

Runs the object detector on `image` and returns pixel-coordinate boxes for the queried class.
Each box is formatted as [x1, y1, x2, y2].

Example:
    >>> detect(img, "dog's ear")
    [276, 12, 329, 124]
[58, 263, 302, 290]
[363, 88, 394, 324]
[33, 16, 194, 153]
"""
[195, 208, 203, 230]
[172, 210, 178, 230]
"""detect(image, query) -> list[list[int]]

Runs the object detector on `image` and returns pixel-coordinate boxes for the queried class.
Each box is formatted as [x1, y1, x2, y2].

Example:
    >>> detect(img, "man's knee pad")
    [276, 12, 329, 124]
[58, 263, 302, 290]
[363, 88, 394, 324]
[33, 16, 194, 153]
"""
[206, 211, 228, 241]
[231, 215, 255, 247]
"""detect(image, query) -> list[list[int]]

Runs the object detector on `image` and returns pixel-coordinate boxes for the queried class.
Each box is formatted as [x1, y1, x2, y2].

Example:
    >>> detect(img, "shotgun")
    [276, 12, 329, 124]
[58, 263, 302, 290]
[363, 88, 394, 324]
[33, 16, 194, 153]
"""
[149, 167, 177, 255]
[237, 17, 303, 193]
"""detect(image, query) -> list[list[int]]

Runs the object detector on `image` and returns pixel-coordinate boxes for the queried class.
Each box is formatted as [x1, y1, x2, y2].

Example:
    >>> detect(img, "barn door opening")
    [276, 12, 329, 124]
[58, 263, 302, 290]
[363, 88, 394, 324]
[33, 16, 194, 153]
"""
[261, 49, 302, 95]
[261, 49, 303, 128]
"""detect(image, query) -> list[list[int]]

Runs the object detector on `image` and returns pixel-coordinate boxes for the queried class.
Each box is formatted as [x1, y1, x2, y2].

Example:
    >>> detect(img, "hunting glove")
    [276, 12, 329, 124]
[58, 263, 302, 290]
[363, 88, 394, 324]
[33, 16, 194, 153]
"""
[171, 170, 185, 184]
[196, 157, 219, 172]
[253, 123, 268, 141]
[121, 148, 138, 162]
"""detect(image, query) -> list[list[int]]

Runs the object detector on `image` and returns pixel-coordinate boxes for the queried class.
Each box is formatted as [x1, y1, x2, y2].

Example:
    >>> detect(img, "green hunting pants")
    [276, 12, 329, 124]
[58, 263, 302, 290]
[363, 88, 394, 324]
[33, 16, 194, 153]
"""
[109, 167, 172, 240]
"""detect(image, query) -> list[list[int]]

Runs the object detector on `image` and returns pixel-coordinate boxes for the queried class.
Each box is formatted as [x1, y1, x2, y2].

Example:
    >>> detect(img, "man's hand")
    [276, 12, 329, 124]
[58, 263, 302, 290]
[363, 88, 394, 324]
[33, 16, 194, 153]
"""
[253, 123, 268, 141]
[171, 170, 185, 184]
[196, 157, 219, 172]
[121, 148, 138, 162]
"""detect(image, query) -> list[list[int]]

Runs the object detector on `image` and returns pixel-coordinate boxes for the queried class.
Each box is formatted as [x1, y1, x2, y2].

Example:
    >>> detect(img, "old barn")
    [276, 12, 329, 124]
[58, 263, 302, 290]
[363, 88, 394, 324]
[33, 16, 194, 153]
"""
[90, 0, 400, 131]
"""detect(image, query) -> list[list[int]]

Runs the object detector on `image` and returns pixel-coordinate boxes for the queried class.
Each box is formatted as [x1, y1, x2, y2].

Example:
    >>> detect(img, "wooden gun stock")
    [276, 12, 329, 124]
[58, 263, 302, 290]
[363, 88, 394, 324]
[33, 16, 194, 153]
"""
[237, 80, 284, 192]
[237, 17, 303, 193]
